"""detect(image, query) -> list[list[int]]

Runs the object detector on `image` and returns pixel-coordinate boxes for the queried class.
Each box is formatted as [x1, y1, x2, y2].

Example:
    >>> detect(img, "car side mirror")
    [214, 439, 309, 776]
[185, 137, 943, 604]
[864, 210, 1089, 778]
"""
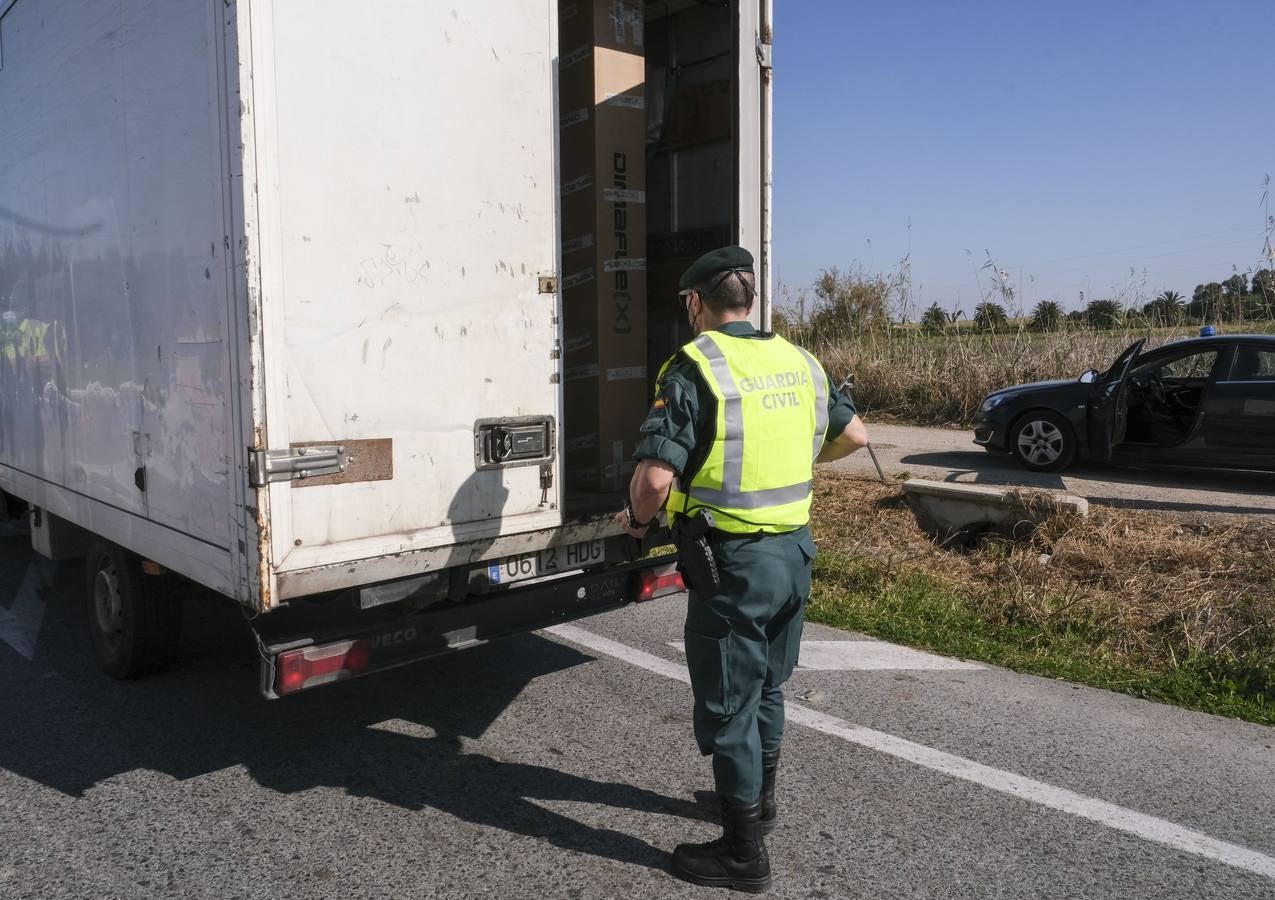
[1079, 369, 1098, 384]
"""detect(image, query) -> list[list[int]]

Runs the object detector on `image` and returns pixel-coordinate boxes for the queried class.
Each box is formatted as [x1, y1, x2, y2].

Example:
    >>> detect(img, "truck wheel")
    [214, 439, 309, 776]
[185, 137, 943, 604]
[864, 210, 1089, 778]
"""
[84, 543, 183, 678]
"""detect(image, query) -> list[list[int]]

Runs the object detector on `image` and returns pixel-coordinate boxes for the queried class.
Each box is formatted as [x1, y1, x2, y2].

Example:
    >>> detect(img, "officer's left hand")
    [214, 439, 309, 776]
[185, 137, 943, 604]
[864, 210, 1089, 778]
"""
[613, 509, 650, 540]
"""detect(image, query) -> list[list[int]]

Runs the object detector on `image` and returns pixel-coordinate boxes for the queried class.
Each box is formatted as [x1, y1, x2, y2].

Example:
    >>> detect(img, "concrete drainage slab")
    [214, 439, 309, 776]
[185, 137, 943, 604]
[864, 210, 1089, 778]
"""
[901, 479, 1089, 545]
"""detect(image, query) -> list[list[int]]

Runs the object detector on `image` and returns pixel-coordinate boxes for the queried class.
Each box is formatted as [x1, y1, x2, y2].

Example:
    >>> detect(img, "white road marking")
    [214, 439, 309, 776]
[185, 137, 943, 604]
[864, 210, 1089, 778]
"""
[667, 639, 984, 671]
[0, 564, 44, 660]
[545, 623, 1275, 883]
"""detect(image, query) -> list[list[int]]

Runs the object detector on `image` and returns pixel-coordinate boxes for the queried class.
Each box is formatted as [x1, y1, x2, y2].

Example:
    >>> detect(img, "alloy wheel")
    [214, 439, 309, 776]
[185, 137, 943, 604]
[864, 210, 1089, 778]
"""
[1016, 420, 1064, 467]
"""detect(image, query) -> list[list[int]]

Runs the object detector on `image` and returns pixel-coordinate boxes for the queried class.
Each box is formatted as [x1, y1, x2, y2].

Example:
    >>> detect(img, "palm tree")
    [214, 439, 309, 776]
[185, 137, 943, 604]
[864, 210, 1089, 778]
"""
[1144, 290, 1185, 326]
[1029, 300, 1064, 332]
[1085, 298, 1124, 330]
[919, 303, 948, 335]
[974, 302, 1009, 333]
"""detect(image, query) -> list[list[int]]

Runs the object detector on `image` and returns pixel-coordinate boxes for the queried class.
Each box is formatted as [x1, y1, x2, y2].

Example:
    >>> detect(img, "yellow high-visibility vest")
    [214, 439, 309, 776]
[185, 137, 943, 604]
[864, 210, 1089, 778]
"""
[664, 330, 828, 533]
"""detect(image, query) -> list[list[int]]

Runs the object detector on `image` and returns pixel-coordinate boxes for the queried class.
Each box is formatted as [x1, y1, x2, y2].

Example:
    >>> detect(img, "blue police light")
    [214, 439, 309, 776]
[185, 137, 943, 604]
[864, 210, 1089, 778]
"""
[1199, 325, 1216, 337]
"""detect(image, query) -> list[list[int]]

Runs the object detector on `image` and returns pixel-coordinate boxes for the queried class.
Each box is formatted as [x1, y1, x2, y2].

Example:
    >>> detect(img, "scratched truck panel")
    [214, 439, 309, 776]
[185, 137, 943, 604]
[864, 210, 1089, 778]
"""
[245, 1, 564, 576]
[0, 1, 237, 585]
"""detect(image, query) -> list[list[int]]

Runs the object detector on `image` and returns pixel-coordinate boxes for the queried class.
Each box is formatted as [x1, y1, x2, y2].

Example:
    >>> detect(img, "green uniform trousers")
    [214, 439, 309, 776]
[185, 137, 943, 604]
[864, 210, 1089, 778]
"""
[682, 525, 815, 806]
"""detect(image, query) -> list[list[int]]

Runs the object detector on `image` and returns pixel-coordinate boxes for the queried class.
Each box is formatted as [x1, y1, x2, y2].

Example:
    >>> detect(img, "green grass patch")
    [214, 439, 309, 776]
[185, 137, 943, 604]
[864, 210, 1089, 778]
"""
[807, 551, 1275, 725]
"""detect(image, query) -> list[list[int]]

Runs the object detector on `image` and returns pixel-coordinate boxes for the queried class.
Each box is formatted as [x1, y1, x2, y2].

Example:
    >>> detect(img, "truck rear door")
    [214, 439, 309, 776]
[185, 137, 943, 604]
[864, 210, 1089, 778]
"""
[240, 3, 563, 598]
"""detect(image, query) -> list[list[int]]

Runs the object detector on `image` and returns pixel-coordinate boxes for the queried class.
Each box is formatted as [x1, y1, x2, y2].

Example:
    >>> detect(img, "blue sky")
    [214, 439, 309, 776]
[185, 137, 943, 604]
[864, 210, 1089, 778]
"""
[772, 1, 1274, 315]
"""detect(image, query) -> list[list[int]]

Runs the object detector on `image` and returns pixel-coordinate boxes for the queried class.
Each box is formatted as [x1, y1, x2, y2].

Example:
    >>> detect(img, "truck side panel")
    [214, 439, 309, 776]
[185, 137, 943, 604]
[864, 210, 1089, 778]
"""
[0, 0, 244, 596]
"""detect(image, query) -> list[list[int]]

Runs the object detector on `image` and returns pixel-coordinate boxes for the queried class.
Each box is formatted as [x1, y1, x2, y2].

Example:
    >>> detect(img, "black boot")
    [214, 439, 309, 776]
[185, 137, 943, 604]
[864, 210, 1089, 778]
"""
[760, 750, 781, 834]
[671, 798, 771, 893]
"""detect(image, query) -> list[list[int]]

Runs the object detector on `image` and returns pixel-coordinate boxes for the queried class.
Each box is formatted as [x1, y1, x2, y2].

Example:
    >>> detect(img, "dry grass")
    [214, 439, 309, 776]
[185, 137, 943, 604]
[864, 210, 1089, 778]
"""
[796, 323, 1273, 426]
[810, 471, 1275, 710]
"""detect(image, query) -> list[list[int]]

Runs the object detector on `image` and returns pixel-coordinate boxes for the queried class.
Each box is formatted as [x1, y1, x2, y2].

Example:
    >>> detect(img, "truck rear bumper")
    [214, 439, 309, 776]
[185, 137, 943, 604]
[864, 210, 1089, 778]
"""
[256, 554, 679, 698]
[272, 515, 632, 603]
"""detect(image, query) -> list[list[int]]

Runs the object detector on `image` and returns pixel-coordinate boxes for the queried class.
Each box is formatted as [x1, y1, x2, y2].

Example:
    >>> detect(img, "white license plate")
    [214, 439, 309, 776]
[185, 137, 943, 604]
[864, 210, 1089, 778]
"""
[485, 539, 606, 587]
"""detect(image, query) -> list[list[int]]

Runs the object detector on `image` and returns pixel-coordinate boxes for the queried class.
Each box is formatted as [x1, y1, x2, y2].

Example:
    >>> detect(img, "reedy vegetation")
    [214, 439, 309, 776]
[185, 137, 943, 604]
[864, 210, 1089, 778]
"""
[775, 262, 1275, 425]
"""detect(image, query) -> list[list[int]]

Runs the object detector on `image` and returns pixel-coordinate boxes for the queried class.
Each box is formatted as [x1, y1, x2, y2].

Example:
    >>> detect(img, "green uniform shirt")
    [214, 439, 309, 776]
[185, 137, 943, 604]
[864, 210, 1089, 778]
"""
[634, 321, 856, 478]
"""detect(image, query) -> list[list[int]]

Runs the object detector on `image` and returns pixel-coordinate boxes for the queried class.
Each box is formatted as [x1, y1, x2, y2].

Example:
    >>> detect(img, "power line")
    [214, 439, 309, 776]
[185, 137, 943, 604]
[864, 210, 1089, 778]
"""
[1013, 225, 1256, 269]
[916, 237, 1261, 296]
[1054, 257, 1266, 294]
[894, 224, 1254, 290]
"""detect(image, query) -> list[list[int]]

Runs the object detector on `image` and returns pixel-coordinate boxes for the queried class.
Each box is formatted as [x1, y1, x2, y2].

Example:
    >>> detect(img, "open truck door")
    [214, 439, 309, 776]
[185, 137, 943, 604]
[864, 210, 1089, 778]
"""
[1088, 339, 1146, 462]
[642, 0, 772, 349]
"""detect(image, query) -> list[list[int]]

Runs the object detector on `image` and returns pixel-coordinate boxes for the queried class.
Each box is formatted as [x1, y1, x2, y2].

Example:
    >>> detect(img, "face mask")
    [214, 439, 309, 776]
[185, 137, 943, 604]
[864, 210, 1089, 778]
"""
[687, 296, 703, 335]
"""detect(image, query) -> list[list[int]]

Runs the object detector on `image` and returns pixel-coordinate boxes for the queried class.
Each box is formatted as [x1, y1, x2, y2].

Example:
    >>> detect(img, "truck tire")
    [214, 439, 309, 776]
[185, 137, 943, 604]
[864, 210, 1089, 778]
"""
[84, 543, 183, 679]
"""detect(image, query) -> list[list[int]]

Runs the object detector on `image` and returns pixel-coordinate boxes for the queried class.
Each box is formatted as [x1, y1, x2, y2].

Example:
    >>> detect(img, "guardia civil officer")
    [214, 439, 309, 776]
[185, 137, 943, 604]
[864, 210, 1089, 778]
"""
[615, 247, 869, 892]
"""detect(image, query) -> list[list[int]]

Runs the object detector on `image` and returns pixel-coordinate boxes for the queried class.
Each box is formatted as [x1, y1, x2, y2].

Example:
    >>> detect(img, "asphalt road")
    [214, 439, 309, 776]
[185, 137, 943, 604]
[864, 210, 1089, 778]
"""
[2, 530, 1274, 899]
[832, 424, 1275, 519]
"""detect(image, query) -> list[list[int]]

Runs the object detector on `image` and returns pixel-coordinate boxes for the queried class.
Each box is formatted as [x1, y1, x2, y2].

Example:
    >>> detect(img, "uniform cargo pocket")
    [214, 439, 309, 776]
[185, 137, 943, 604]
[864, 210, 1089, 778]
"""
[778, 601, 805, 684]
[684, 628, 735, 719]
[767, 597, 806, 686]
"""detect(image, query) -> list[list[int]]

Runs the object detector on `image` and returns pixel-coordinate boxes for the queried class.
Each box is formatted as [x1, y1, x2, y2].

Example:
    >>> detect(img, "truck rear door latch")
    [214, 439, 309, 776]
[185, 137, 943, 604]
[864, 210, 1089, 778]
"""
[474, 417, 555, 470]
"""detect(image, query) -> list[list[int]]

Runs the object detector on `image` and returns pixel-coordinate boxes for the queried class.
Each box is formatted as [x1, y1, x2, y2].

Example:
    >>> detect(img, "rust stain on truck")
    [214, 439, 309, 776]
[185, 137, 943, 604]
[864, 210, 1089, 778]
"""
[251, 420, 274, 611]
[254, 494, 273, 611]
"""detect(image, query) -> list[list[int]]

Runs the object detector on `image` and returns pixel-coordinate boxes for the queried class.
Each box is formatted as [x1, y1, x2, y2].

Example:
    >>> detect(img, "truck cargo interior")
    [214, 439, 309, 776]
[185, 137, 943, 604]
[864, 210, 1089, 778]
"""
[561, 0, 737, 516]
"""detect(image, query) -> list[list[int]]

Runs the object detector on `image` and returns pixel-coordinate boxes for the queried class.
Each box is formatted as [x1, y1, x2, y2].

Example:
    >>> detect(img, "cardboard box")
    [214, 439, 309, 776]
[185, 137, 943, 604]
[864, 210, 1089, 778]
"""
[660, 79, 732, 150]
[559, 0, 648, 494]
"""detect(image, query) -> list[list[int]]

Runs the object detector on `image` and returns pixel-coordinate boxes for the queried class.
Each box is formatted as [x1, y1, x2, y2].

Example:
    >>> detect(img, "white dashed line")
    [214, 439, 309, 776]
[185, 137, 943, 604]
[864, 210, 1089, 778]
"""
[545, 623, 1275, 883]
[667, 639, 985, 671]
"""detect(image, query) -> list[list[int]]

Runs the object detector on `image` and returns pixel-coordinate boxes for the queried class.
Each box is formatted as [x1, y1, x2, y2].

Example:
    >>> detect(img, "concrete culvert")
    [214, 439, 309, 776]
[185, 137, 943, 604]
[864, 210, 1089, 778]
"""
[901, 479, 1088, 548]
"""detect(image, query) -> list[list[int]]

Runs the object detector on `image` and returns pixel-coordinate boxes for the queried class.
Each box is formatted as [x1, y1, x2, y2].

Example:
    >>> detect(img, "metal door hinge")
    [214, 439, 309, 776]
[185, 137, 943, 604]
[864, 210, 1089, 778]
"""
[249, 446, 347, 487]
[756, 39, 772, 70]
[539, 274, 558, 294]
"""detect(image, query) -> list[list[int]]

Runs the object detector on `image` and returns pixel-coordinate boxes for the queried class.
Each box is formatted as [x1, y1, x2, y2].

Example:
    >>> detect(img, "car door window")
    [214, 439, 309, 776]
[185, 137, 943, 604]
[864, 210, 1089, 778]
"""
[1133, 349, 1218, 382]
[1227, 348, 1275, 381]
[1121, 349, 1217, 447]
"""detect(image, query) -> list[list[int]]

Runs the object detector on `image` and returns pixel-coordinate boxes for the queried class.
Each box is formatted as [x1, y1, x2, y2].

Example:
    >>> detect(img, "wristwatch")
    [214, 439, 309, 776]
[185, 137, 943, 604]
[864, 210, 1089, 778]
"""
[624, 500, 655, 530]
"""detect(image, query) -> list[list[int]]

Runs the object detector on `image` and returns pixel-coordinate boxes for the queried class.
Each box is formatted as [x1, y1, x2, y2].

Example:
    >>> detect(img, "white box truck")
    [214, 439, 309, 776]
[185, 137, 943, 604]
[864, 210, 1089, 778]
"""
[0, 0, 772, 696]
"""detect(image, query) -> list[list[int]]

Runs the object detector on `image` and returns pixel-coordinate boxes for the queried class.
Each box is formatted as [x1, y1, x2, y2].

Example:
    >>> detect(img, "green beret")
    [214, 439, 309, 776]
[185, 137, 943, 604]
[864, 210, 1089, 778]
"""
[679, 245, 754, 292]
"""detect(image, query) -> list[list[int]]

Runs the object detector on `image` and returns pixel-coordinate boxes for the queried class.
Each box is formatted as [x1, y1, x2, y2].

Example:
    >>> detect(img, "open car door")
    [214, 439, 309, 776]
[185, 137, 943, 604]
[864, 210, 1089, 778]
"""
[1088, 339, 1146, 462]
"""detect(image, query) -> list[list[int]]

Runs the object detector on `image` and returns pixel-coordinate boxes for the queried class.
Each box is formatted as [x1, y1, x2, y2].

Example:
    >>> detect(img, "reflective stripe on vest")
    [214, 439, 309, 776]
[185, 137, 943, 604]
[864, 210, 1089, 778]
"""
[668, 330, 828, 532]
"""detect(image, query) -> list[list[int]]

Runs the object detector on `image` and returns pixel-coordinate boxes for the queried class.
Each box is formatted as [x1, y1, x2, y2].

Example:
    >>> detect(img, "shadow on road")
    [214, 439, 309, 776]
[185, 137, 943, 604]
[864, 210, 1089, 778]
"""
[900, 450, 1275, 516]
[0, 565, 708, 874]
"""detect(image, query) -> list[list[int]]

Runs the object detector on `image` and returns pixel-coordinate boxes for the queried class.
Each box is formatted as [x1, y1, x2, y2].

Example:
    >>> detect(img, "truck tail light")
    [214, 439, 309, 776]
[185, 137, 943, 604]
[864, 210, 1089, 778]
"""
[275, 639, 371, 696]
[636, 565, 685, 603]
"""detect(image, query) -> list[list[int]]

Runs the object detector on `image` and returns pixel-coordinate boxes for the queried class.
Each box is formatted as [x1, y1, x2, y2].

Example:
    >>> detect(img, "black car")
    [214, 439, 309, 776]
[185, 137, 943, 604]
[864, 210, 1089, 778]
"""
[972, 334, 1275, 472]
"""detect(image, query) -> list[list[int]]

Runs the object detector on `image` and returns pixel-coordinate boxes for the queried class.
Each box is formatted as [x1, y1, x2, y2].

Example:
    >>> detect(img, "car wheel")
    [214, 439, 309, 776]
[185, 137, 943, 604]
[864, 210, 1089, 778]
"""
[85, 542, 183, 679]
[1009, 411, 1076, 472]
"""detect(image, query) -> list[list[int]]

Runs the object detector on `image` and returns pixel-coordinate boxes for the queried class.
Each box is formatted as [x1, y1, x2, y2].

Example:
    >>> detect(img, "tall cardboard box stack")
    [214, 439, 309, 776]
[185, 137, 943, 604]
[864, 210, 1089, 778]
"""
[559, 0, 648, 495]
